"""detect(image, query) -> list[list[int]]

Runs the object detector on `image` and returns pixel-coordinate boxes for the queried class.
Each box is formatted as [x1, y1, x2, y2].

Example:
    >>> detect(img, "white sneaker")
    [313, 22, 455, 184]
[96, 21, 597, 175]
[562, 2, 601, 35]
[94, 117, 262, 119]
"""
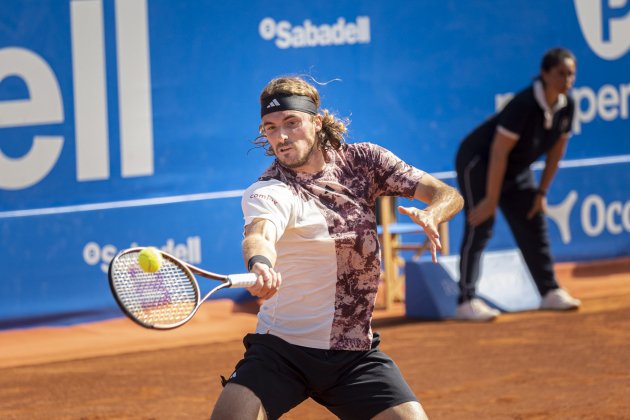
[540, 288, 581, 310]
[455, 298, 500, 321]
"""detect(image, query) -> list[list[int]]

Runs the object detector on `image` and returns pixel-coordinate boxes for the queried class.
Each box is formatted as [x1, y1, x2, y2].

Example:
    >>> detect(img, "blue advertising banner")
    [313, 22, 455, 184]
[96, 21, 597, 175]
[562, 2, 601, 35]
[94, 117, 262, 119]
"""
[1, 0, 629, 328]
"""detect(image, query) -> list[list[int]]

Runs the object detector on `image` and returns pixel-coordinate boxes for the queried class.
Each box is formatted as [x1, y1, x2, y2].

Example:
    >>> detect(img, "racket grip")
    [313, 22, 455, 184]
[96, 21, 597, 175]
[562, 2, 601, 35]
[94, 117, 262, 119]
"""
[228, 273, 258, 288]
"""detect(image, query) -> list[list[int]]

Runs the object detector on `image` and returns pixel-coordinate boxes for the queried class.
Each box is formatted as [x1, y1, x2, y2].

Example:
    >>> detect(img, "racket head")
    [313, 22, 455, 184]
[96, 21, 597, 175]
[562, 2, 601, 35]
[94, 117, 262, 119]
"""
[108, 247, 201, 329]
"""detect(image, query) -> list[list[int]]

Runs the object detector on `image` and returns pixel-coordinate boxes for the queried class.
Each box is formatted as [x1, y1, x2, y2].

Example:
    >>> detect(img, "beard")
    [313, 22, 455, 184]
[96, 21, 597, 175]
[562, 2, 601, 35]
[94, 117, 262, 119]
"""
[275, 139, 319, 169]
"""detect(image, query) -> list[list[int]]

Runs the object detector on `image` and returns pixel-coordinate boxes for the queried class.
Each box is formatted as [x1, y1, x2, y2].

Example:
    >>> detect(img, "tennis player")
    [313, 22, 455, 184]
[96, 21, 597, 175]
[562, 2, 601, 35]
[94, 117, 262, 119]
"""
[210, 76, 463, 420]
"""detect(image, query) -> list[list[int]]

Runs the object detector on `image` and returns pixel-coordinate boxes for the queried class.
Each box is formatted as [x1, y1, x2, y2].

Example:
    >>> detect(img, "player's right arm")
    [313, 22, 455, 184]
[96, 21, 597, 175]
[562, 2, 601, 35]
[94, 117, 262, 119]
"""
[242, 218, 282, 300]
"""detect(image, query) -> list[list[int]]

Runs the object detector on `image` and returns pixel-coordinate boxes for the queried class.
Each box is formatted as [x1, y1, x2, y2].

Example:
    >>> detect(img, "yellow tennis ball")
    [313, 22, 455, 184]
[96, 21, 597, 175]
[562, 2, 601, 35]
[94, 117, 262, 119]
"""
[137, 247, 163, 273]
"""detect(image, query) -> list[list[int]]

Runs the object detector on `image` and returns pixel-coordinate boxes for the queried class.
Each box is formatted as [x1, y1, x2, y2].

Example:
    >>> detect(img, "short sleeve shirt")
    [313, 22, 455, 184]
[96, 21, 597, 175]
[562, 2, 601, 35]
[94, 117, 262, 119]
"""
[459, 82, 575, 178]
[242, 142, 425, 350]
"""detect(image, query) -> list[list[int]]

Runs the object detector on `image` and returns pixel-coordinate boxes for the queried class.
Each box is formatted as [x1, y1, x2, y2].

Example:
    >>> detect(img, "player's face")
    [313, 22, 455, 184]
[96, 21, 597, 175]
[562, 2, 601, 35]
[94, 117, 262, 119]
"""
[262, 110, 323, 172]
[542, 57, 576, 95]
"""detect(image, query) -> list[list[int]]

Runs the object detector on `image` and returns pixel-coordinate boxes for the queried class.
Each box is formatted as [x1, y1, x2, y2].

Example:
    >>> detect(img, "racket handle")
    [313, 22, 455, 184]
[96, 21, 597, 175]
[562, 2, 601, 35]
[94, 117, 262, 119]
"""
[227, 273, 258, 288]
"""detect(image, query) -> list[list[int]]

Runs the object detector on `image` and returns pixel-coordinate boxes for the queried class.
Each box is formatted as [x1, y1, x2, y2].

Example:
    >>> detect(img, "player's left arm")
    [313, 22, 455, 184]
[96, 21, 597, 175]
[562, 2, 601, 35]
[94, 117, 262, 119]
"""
[527, 133, 570, 219]
[398, 174, 464, 262]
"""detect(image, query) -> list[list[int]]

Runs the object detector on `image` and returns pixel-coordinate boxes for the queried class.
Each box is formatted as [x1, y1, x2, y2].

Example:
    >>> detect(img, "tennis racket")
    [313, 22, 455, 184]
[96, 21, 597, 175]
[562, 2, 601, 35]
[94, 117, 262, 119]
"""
[108, 247, 257, 330]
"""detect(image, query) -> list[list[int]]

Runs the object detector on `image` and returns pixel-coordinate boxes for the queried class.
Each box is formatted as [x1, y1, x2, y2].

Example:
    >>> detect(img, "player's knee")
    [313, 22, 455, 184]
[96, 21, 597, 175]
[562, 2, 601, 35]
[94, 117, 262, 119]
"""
[211, 383, 266, 420]
[372, 401, 429, 420]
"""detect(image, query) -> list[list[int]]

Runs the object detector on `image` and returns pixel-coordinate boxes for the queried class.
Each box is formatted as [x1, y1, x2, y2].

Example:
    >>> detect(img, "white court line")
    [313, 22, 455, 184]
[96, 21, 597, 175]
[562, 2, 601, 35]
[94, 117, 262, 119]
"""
[436, 154, 630, 179]
[2, 154, 629, 219]
[535, 154, 630, 170]
[0, 190, 243, 219]
[432, 170, 457, 180]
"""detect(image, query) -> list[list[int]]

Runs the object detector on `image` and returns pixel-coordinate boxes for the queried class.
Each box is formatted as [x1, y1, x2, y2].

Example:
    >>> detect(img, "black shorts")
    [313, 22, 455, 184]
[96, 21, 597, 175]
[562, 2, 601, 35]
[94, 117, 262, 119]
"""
[223, 332, 418, 420]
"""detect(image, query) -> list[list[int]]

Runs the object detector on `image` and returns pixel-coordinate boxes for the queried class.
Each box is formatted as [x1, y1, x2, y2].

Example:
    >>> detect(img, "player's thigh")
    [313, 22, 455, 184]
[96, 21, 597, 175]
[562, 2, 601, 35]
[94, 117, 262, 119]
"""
[211, 383, 266, 420]
[315, 349, 419, 419]
[372, 401, 429, 420]
[224, 334, 309, 418]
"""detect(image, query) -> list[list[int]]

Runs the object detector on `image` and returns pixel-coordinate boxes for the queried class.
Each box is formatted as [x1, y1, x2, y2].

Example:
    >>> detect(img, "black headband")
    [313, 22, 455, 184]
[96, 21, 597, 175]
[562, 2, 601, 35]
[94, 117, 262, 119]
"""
[261, 94, 318, 118]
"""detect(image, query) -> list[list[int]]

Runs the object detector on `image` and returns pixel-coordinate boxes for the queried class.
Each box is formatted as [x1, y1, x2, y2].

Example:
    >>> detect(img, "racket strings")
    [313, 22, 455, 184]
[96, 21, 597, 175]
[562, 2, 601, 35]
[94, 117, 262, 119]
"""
[111, 252, 198, 327]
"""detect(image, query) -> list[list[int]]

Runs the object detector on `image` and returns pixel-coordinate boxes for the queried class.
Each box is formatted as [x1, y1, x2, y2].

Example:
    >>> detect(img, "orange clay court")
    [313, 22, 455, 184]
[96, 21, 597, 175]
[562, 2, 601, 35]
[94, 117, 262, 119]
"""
[1, 258, 629, 419]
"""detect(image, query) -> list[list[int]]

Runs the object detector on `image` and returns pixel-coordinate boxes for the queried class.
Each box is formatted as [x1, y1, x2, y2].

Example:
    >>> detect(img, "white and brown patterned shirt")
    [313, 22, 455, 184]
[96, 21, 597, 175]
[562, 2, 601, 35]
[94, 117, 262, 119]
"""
[242, 142, 425, 350]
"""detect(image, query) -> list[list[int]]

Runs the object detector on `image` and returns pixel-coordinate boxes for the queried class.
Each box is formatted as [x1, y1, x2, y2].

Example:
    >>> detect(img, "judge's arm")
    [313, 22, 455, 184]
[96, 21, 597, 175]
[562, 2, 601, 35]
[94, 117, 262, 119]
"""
[527, 133, 570, 219]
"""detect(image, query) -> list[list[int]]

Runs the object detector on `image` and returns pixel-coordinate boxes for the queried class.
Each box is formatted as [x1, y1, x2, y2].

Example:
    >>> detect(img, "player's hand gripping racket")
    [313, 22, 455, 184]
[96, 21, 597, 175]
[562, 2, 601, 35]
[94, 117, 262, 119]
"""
[108, 247, 257, 330]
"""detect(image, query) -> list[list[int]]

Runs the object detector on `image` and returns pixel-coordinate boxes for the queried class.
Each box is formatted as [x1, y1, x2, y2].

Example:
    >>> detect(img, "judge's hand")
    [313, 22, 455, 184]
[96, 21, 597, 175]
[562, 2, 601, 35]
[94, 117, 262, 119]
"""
[468, 198, 497, 227]
[527, 194, 546, 219]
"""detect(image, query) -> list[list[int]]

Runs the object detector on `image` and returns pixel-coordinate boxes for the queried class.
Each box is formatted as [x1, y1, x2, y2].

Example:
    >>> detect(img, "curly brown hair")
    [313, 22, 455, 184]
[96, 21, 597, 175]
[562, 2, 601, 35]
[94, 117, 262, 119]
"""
[254, 76, 348, 155]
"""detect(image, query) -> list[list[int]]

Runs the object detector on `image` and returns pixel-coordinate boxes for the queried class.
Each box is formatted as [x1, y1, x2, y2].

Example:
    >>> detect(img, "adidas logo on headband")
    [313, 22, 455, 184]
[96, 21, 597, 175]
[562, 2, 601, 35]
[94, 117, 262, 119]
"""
[266, 99, 281, 108]
[261, 94, 318, 117]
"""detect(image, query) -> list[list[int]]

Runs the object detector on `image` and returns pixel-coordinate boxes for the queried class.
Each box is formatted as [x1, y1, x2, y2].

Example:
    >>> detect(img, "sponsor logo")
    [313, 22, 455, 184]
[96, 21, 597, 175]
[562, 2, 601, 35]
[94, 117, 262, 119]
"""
[0, 0, 154, 191]
[546, 190, 630, 244]
[547, 191, 578, 244]
[574, 0, 630, 60]
[580, 193, 630, 237]
[571, 82, 630, 134]
[266, 98, 281, 109]
[83, 236, 202, 273]
[250, 193, 278, 205]
[259, 16, 370, 49]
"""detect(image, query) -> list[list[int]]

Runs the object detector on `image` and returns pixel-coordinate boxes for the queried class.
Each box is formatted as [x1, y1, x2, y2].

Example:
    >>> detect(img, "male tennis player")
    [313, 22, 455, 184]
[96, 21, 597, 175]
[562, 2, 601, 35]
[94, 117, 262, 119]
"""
[211, 76, 463, 420]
